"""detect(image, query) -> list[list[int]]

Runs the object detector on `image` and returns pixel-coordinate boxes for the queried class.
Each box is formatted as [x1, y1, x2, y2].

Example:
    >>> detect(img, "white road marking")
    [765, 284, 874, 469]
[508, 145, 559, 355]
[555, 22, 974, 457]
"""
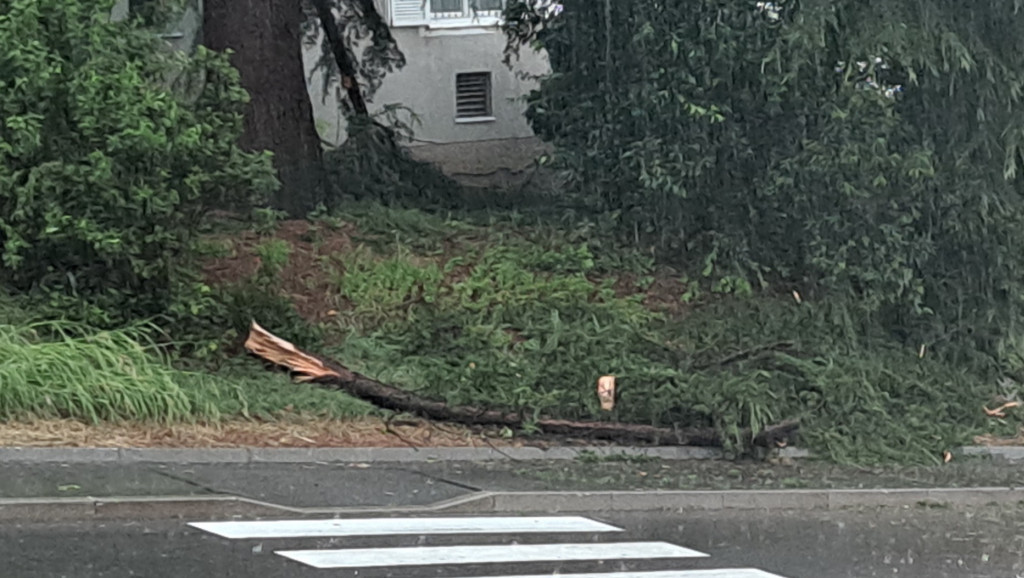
[188, 516, 622, 539]
[275, 541, 708, 569]
[447, 571, 789, 578]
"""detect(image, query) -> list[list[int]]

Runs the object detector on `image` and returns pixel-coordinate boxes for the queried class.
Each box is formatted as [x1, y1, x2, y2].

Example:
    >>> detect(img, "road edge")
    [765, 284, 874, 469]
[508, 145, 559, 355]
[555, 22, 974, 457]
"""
[3, 487, 1021, 522]
[6, 444, 1017, 464]
[0, 446, 745, 463]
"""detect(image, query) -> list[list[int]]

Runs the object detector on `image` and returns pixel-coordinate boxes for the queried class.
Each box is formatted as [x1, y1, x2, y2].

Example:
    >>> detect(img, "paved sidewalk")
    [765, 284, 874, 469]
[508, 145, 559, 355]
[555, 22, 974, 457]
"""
[2, 462, 473, 508]
[2, 445, 1023, 521]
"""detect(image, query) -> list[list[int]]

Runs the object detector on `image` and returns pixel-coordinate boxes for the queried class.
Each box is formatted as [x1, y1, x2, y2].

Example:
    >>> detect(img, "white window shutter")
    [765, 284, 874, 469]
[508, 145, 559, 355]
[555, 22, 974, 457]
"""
[391, 0, 427, 26]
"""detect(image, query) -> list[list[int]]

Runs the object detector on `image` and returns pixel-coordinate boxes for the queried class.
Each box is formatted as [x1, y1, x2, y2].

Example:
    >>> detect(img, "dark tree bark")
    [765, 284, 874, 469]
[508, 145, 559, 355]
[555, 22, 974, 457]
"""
[203, 0, 324, 216]
[309, 0, 369, 115]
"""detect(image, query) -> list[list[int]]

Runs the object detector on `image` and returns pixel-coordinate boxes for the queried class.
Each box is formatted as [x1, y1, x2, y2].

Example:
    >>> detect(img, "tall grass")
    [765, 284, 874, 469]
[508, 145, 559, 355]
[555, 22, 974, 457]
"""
[0, 322, 377, 423]
[0, 323, 221, 422]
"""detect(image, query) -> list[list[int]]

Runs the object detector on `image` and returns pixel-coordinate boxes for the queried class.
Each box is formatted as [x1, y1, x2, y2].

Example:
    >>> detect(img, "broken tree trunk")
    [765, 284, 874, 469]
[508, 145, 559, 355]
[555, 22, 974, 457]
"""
[244, 322, 796, 447]
[308, 0, 369, 115]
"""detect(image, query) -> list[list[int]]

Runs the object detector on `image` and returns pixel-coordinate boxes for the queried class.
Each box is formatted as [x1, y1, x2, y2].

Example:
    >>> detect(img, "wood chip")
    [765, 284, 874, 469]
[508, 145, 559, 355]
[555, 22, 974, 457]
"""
[597, 375, 616, 411]
[983, 401, 1020, 418]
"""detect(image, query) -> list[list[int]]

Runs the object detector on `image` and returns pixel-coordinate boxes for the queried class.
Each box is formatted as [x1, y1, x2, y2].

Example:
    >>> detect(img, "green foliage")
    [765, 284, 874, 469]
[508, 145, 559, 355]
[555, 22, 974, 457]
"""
[335, 246, 445, 317]
[7, 193, 1017, 463]
[196, 361, 377, 420]
[207, 283, 321, 350]
[254, 239, 293, 282]
[322, 119, 462, 208]
[300, 0, 405, 108]
[0, 321, 372, 423]
[314, 205, 1021, 463]
[0, 0, 276, 324]
[0, 322, 223, 422]
[672, 298, 1014, 462]
[504, 0, 1024, 361]
[334, 199, 474, 252]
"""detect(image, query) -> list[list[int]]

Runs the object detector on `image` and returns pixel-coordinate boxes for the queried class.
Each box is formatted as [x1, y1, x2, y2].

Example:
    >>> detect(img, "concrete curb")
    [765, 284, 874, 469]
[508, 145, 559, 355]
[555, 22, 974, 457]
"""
[961, 445, 1024, 462]
[3, 486, 1021, 523]
[7, 445, 1016, 468]
[7, 445, 1017, 464]
[0, 445, 812, 464]
[463, 487, 1024, 513]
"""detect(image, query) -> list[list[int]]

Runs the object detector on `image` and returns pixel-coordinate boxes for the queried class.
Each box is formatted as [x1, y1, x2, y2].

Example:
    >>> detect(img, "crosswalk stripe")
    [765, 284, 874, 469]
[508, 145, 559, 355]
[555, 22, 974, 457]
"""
[447, 571, 789, 578]
[275, 541, 708, 569]
[188, 516, 622, 539]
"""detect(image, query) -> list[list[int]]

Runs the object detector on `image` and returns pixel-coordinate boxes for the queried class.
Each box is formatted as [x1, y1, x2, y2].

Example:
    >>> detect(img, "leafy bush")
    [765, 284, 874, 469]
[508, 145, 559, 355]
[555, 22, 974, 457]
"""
[0, 0, 276, 324]
[504, 0, 1024, 360]
[322, 119, 461, 208]
[335, 246, 661, 420]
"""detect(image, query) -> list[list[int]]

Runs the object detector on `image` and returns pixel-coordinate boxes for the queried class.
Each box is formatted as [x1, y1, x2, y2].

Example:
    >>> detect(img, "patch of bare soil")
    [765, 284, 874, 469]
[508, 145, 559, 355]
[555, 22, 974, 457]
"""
[201, 219, 357, 322]
[604, 270, 693, 317]
[642, 276, 693, 316]
[202, 218, 699, 327]
[0, 417, 528, 449]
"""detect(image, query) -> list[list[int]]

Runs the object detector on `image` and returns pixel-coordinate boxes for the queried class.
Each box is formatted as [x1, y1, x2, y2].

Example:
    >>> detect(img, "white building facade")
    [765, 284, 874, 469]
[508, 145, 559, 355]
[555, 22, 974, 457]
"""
[308, 0, 551, 185]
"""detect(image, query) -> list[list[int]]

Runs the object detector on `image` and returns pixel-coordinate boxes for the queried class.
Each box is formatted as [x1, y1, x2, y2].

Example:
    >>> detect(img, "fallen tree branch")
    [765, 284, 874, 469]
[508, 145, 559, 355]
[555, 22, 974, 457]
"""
[751, 419, 801, 448]
[244, 322, 797, 448]
[692, 341, 797, 370]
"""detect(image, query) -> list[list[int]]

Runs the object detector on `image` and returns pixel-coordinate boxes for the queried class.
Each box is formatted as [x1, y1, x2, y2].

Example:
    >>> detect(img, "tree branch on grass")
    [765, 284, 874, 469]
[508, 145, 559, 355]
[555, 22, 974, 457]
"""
[692, 341, 798, 370]
[244, 321, 798, 448]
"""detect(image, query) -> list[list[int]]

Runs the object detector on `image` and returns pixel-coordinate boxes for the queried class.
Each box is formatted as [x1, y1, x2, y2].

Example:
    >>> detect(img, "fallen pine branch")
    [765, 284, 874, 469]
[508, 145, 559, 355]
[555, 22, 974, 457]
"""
[751, 418, 801, 448]
[692, 341, 798, 370]
[641, 338, 799, 373]
[244, 321, 798, 448]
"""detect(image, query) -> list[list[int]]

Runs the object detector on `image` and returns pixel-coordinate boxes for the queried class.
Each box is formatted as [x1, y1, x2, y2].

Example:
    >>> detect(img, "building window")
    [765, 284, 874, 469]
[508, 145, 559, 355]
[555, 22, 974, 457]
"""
[430, 0, 463, 13]
[430, 0, 505, 19]
[392, 0, 506, 27]
[456, 72, 493, 121]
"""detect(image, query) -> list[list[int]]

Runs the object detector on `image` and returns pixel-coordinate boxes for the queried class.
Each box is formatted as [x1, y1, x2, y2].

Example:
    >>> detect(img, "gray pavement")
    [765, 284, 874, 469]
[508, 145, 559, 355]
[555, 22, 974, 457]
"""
[5, 453, 1024, 510]
[1, 462, 477, 508]
[0, 464, 211, 499]
[2, 505, 1022, 577]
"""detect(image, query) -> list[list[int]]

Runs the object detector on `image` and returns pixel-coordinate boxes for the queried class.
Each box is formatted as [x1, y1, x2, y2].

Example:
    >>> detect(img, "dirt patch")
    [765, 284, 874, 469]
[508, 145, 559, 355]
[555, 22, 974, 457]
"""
[643, 275, 693, 316]
[201, 220, 358, 322]
[604, 272, 694, 317]
[200, 217, 698, 327]
[0, 417, 526, 448]
[607, 273, 641, 299]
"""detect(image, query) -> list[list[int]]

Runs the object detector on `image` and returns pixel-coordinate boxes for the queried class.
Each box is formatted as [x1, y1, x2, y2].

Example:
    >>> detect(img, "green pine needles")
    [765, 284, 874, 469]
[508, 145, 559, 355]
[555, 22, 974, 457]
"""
[504, 0, 1024, 363]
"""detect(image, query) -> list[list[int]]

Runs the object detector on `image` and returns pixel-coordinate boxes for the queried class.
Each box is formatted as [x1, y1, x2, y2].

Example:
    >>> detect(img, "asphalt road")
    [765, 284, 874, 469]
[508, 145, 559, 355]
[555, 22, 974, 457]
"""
[3, 505, 1022, 578]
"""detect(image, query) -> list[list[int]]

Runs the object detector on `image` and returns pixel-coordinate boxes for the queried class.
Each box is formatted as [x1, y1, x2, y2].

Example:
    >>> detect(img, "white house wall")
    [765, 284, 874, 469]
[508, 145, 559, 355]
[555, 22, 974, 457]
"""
[305, 22, 550, 184]
[307, 28, 548, 137]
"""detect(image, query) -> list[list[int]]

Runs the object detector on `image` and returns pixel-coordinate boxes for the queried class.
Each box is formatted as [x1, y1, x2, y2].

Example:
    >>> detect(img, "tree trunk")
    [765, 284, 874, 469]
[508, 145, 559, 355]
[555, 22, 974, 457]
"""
[203, 0, 324, 216]
[309, 0, 369, 115]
